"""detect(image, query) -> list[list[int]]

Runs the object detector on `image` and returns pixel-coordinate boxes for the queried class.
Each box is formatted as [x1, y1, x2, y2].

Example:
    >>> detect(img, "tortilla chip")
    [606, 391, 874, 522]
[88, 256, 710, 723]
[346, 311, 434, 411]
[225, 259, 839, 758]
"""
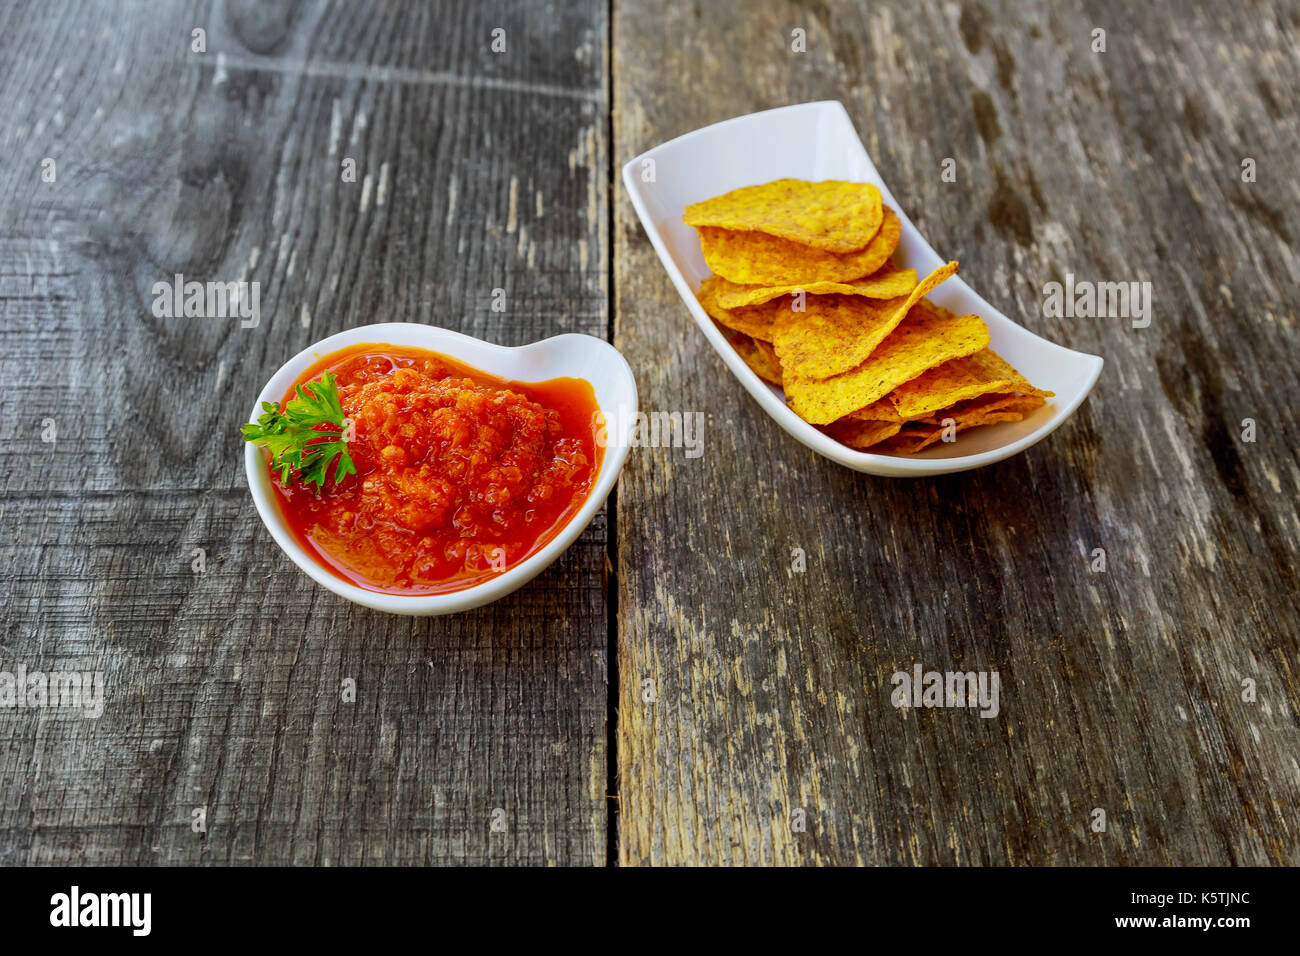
[752, 339, 782, 381]
[992, 395, 1049, 417]
[696, 275, 774, 342]
[683, 179, 883, 253]
[823, 418, 903, 450]
[882, 407, 1029, 454]
[770, 262, 958, 382]
[915, 392, 1046, 425]
[714, 262, 919, 309]
[713, 322, 783, 385]
[876, 427, 942, 455]
[843, 399, 904, 423]
[876, 392, 1048, 454]
[784, 304, 990, 425]
[699, 207, 902, 286]
[887, 349, 1054, 419]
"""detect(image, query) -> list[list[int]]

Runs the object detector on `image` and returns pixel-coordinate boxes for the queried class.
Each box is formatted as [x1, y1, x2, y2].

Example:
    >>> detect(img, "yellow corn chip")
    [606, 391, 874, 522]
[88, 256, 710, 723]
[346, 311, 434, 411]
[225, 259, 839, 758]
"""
[842, 399, 904, 423]
[883, 407, 1029, 454]
[770, 262, 958, 382]
[714, 262, 919, 309]
[823, 418, 903, 450]
[885, 394, 1046, 453]
[875, 424, 927, 454]
[877, 427, 942, 455]
[916, 392, 1046, 425]
[992, 395, 1048, 417]
[784, 304, 990, 425]
[683, 179, 883, 253]
[699, 207, 902, 286]
[695, 275, 774, 342]
[887, 348, 1053, 419]
[752, 338, 782, 381]
[713, 322, 783, 385]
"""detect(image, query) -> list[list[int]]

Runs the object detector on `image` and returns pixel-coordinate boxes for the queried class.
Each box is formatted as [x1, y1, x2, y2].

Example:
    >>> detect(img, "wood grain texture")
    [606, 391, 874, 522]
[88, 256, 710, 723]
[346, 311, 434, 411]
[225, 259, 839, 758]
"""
[3, 0, 1298, 870]
[613, 0, 1300, 864]
[0, 0, 610, 865]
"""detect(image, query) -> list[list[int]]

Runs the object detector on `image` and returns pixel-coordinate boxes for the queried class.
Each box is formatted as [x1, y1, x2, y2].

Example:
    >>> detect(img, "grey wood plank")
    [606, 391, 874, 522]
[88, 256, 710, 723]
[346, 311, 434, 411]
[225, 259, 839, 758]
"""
[613, 0, 1299, 865]
[0, 0, 609, 865]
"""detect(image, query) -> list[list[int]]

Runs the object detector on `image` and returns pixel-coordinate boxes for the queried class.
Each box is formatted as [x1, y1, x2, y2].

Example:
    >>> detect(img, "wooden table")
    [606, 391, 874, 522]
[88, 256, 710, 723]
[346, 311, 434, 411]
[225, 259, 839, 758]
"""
[1, 0, 1295, 866]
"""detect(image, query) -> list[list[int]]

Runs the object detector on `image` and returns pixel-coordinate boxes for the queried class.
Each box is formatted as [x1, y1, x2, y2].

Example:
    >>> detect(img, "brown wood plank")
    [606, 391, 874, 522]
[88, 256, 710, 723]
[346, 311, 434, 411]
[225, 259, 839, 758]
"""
[613, 0, 1300, 864]
[0, 0, 609, 865]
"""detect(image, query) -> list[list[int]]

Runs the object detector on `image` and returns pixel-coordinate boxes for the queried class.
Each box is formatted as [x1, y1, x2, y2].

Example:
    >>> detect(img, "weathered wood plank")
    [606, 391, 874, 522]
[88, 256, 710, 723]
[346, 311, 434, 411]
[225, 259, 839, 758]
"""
[0, 0, 610, 865]
[613, 0, 1299, 865]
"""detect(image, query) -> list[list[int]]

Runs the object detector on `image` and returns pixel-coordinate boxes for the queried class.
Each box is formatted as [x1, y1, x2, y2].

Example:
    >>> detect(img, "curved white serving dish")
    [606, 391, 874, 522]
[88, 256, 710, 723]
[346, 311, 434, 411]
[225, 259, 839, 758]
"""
[622, 100, 1102, 477]
[244, 323, 637, 614]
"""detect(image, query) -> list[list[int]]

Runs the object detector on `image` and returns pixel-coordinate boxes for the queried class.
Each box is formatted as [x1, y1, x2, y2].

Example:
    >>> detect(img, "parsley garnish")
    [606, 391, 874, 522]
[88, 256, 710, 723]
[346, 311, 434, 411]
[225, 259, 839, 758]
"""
[242, 371, 358, 490]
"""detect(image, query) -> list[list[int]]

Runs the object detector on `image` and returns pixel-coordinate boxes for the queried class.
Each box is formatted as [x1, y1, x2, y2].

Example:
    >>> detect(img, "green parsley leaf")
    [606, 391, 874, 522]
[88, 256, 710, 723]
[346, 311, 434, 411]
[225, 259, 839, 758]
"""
[241, 371, 357, 490]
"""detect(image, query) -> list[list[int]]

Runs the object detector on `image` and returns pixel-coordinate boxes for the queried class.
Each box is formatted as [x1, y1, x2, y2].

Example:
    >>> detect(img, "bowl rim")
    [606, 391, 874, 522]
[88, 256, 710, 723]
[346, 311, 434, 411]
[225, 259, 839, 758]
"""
[243, 323, 636, 615]
[621, 99, 1103, 477]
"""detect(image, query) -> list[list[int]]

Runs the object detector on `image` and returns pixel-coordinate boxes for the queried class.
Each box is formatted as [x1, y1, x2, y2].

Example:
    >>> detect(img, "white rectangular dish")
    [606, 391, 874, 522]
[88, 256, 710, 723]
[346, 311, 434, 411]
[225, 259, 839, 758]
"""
[622, 100, 1102, 477]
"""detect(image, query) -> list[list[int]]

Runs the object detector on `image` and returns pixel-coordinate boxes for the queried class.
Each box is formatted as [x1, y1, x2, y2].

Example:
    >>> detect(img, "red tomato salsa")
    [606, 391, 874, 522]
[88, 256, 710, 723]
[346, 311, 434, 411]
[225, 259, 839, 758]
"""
[268, 343, 602, 594]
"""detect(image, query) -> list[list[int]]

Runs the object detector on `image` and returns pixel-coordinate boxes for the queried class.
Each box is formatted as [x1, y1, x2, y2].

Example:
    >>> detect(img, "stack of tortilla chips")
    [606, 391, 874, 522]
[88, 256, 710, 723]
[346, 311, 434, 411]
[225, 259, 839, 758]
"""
[684, 179, 1052, 453]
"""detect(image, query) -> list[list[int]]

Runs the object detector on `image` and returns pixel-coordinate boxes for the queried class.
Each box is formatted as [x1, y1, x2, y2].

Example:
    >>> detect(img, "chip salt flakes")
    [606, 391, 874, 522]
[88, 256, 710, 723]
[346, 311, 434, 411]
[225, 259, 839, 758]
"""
[683, 179, 883, 253]
[714, 322, 783, 385]
[714, 262, 919, 310]
[696, 275, 774, 342]
[785, 305, 990, 425]
[823, 418, 903, 450]
[887, 349, 1054, 419]
[771, 262, 958, 383]
[700, 207, 903, 286]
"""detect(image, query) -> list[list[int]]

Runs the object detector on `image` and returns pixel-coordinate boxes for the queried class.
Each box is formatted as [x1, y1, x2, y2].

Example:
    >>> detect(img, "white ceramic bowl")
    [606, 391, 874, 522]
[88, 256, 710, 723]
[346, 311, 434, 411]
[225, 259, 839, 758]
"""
[244, 323, 637, 615]
[622, 100, 1102, 477]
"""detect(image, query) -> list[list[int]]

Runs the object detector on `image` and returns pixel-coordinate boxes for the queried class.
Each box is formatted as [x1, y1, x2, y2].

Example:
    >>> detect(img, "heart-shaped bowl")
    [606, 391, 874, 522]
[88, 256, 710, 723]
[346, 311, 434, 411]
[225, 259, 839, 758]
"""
[244, 323, 637, 615]
[622, 100, 1102, 477]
